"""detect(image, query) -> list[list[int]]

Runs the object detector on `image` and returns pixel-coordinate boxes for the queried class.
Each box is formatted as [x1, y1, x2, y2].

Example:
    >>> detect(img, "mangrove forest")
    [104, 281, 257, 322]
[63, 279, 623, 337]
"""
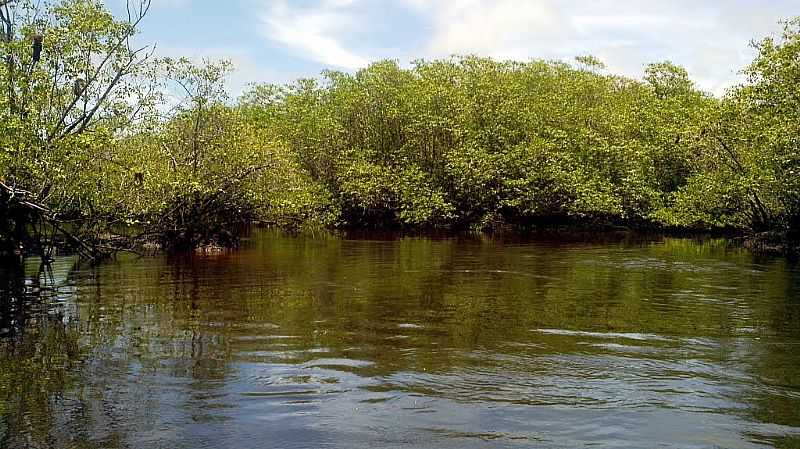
[1, 0, 800, 258]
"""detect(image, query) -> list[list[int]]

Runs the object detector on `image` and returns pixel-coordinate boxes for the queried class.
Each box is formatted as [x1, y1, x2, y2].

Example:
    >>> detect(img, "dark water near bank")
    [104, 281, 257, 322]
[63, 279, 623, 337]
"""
[1, 232, 800, 448]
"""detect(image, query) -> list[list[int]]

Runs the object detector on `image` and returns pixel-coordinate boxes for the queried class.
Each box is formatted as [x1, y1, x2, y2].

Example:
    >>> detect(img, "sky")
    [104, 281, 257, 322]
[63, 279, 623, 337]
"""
[109, 0, 799, 96]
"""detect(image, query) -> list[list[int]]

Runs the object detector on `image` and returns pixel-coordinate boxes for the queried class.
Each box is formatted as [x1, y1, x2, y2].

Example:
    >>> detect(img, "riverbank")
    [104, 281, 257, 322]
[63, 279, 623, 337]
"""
[742, 231, 800, 257]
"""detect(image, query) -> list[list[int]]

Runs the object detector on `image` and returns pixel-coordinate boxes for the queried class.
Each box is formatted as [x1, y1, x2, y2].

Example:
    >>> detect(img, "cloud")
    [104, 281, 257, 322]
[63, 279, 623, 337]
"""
[420, 0, 568, 60]
[259, 0, 368, 70]
[145, 0, 796, 96]
[401, 0, 797, 95]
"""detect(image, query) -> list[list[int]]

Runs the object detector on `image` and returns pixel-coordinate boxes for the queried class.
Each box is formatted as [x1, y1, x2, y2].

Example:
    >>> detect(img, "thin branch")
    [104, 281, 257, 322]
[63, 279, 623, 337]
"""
[49, 2, 151, 141]
[61, 45, 151, 137]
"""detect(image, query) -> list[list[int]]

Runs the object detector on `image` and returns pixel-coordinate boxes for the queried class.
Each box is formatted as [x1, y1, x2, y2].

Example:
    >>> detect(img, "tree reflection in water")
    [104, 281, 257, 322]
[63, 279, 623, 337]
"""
[0, 232, 799, 448]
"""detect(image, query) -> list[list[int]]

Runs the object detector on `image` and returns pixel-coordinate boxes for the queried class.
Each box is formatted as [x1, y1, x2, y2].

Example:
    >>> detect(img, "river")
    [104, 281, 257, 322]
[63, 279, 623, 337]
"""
[1, 231, 799, 448]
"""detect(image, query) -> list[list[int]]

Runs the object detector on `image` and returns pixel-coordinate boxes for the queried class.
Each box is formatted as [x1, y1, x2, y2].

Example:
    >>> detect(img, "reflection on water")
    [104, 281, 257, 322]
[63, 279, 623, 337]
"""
[1, 231, 800, 448]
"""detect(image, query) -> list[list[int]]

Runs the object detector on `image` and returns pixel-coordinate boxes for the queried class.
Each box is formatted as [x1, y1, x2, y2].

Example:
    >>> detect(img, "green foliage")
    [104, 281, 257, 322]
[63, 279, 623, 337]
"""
[644, 61, 695, 99]
[101, 58, 332, 245]
[737, 18, 800, 230]
[240, 56, 718, 229]
[656, 18, 800, 233]
[0, 0, 160, 255]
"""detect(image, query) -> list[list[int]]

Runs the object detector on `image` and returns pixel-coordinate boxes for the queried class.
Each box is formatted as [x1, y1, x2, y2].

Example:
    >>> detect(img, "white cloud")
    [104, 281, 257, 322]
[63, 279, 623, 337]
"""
[241, 0, 797, 94]
[402, 0, 797, 95]
[424, 0, 567, 60]
[259, 0, 368, 70]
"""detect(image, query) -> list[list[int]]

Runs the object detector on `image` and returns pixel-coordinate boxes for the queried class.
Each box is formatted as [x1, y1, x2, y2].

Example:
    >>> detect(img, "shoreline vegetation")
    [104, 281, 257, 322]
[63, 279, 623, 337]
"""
[2, 1, 800, 262]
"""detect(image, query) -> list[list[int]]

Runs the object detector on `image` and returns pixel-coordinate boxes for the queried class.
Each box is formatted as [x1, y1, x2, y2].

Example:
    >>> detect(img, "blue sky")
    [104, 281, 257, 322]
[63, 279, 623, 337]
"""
[110, 0, 799, 96]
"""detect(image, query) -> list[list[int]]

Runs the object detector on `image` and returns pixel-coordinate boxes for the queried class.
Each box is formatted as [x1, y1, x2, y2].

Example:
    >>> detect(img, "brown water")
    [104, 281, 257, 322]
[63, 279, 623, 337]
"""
[1, 231, 800, 448]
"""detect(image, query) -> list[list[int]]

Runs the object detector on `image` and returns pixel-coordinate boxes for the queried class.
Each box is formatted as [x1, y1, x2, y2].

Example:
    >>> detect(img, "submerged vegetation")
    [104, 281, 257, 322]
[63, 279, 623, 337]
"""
[1, 0, 800, 258]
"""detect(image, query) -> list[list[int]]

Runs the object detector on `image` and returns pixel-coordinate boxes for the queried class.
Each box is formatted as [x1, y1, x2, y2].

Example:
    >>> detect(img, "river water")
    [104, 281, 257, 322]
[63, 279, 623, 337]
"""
[1, 231, 799, 448]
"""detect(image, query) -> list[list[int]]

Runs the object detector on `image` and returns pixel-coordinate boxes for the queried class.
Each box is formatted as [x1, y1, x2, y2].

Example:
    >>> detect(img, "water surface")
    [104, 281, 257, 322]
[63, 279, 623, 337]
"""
[1, 232, 800, 448]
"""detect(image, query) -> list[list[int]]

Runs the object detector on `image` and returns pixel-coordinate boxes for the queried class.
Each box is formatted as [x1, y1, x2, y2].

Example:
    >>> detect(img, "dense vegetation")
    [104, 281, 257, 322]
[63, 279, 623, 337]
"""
[1, 0, 799, 258]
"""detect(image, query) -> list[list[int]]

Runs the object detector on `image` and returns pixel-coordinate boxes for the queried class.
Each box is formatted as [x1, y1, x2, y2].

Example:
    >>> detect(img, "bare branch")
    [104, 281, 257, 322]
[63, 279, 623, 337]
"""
[49, 3, 152, 141]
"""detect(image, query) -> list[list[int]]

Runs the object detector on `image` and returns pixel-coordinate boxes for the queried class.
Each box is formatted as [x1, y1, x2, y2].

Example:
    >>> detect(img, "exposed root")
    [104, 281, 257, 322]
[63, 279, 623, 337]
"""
[0, 181, 105, 262]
